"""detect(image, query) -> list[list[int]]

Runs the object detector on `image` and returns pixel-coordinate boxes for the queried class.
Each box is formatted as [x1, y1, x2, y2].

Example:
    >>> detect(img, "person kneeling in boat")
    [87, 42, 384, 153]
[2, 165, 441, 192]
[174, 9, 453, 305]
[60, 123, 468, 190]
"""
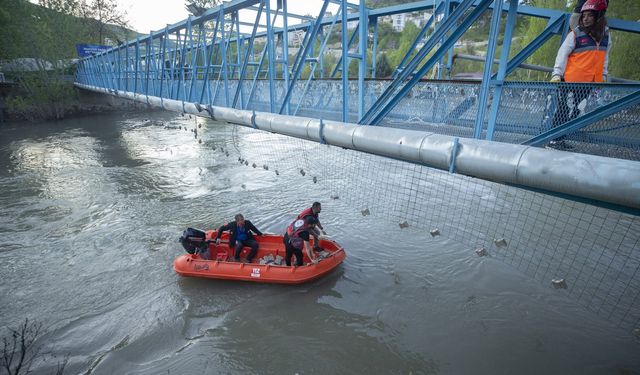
[296, 201, 326, 252]
[215, 214, 263, 263]
[284, 216, 319, 267]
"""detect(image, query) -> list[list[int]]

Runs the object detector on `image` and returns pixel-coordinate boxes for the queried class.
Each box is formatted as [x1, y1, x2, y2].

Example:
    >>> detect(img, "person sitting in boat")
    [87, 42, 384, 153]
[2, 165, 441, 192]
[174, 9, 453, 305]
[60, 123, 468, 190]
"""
[284, 216, 319, 267]
[215, 214, 263, 263]
[296, 201, 326, 251]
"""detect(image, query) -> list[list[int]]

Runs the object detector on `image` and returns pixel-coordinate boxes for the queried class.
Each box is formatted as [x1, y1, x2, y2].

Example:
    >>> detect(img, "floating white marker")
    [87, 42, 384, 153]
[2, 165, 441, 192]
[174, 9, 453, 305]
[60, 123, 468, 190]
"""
[551, 278, 567, 289]
[494, 238, 507, 248]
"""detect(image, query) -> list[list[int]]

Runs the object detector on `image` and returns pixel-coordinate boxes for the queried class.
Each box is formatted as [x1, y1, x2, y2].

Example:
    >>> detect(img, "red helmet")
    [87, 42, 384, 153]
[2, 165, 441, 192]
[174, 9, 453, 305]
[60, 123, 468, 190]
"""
[581, 0, 607, 12]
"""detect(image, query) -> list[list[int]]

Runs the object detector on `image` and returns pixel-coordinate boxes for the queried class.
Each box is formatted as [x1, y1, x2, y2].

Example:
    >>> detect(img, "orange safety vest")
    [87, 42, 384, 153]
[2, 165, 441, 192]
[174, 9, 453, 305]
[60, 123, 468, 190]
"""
[564, 27, 609, 83]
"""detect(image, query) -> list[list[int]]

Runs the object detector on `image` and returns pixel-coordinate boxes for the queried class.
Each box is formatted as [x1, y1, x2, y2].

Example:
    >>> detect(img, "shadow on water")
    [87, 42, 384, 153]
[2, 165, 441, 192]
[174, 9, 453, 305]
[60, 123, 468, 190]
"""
[166, 269, 439, 375]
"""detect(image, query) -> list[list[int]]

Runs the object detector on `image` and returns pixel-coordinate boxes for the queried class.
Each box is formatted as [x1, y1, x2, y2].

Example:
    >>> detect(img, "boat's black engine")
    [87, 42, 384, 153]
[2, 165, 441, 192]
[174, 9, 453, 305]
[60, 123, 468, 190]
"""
[179, 228, 208, 254]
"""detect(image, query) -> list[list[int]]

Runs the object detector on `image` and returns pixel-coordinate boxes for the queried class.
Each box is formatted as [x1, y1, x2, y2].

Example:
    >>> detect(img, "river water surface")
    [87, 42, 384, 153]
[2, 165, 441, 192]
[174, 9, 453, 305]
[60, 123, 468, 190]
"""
[1, 111, 638, 375]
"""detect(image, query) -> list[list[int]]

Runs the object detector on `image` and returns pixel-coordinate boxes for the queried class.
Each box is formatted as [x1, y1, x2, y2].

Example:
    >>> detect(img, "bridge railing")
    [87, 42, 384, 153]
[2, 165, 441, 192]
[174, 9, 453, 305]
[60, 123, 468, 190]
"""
[75, 64, 640, 161]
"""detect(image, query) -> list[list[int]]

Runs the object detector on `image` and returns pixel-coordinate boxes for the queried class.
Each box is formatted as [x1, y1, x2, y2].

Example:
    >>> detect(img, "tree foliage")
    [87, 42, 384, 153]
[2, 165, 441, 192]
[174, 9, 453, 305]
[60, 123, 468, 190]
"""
[375, 53, 392, 78]
[0, 0, 131, 121]
[185, 0, 222, 16]
[512, 0, 640, 80]
[79, 0, 130, 45]
[606, 0, 640, 80]
[511, 0, 567, 81]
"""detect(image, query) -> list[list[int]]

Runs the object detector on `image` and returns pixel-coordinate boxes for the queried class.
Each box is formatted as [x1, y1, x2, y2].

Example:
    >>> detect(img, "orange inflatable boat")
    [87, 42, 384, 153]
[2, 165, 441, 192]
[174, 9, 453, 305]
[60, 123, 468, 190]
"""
[173, 229, 346, 284]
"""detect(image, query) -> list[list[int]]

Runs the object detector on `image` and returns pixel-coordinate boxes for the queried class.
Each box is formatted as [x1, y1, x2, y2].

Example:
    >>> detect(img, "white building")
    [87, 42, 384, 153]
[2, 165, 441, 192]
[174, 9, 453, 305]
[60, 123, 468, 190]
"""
[391, 13, 406, 32]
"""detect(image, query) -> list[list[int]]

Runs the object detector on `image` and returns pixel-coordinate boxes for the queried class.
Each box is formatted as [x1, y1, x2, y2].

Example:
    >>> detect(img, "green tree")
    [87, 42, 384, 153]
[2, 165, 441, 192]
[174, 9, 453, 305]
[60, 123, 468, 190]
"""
[78, 0, 130, 45]
[185, 0, 221, 16]
[606, 0, 640, 80]
[512, 0, 567, 80]
[386, 21, 421, 71]
[375, 52, 392, 78]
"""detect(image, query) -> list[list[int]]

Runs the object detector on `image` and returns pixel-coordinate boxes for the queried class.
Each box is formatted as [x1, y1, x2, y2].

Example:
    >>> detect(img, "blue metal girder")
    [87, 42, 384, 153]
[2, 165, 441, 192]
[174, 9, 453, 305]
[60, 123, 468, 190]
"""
[233, 13, 242, 80]
[438, 0, 451, 79]
[371, 17, 378, 78]
[359, 0, 478, 125]
[189, 20, 206, 102]
[331, 23, 359, 78]
[281, 0, 290, 114]
[290, 27, 311, 81]
[278, 0, 331, 115]
[146, 38, 155, 97]
[293, 6, 342, 116]
[522, 90, 640, 147]
[171, 22, 186, 100]
[246, 4, 280, 109]
[358, 0, 367, 120]
[246, 4, 314, 21]
[497, 15, 564, 79]
[220, 10, 231, 107]
[474, 0, 503, 139]
[266, 0, 277, 112]
[485, 0, 519, 141]
[134, 38, 140, 93]
[365, 0, 493, 126]
[246, 41, 268, 107]
[232, 0, 264, 108]
[444, 97, 476, 123]
[198, 10, 221, 104]
[341, 0, 348, 122]
[392, 2, 442, 80]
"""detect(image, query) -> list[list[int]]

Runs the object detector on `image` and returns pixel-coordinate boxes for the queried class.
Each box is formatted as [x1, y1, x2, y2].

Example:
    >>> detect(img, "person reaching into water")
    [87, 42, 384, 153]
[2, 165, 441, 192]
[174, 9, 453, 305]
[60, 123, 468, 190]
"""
[283, 216, 319, 267]
[215, 214, 263, 263]
[296, 201, 326, 251]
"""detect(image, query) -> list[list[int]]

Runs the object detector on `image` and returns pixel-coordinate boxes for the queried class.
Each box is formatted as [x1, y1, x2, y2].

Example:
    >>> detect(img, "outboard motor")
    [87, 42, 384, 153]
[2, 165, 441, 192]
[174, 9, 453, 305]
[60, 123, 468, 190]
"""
[179, 228, 208, 254]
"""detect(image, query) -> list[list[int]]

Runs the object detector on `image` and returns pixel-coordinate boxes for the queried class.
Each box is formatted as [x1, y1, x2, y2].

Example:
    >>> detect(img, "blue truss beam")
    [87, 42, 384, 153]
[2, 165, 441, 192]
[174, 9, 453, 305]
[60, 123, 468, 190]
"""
[331, 23, 359, 78]
[341, 0, 348, 122]
[359, 0, 477, 125]
[364, 0, 493, 126]
[497, 15, 565, 79]
[522, 90, 640, 147]
[485, 0, 518, 141]
[198, 10, 221, 104]
[75, 0, 640, 131]
[279, 0, 331, 114]
[474, 0, 503, 139]
[265, 0, 277, 112]
[233, 1, 264, 108]
[391, 2, 442, 80]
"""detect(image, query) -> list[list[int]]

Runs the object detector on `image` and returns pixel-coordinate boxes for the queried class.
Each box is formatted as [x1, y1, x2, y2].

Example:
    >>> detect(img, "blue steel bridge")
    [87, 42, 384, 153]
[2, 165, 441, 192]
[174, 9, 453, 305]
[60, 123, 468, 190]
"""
[75, 0, 640, 158]
[75, 1, 640, 330]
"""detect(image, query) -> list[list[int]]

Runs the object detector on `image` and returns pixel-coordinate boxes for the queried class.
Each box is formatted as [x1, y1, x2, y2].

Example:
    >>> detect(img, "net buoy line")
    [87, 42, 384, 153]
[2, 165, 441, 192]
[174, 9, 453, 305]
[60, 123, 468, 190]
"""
[75, 83, 640, 215]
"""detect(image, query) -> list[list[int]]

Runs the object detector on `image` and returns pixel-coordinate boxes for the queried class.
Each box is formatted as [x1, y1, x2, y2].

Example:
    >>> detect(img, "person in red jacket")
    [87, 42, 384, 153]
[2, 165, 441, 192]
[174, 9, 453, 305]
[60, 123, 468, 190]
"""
[296, 202, 326, 251]
[283, 216, 319, 267]
[549, 0, 610, 148]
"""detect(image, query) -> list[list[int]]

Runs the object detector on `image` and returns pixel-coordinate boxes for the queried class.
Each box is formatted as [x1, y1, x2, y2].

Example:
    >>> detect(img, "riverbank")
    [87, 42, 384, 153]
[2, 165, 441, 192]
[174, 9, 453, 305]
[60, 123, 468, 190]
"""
[0, 84, 153, 123]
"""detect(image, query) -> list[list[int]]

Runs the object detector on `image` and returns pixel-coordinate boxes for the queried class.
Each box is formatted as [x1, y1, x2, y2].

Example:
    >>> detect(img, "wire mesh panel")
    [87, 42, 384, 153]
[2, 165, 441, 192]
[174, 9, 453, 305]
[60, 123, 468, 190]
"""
[492, 82, 640, 160]
[215, 123, 640, 333]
